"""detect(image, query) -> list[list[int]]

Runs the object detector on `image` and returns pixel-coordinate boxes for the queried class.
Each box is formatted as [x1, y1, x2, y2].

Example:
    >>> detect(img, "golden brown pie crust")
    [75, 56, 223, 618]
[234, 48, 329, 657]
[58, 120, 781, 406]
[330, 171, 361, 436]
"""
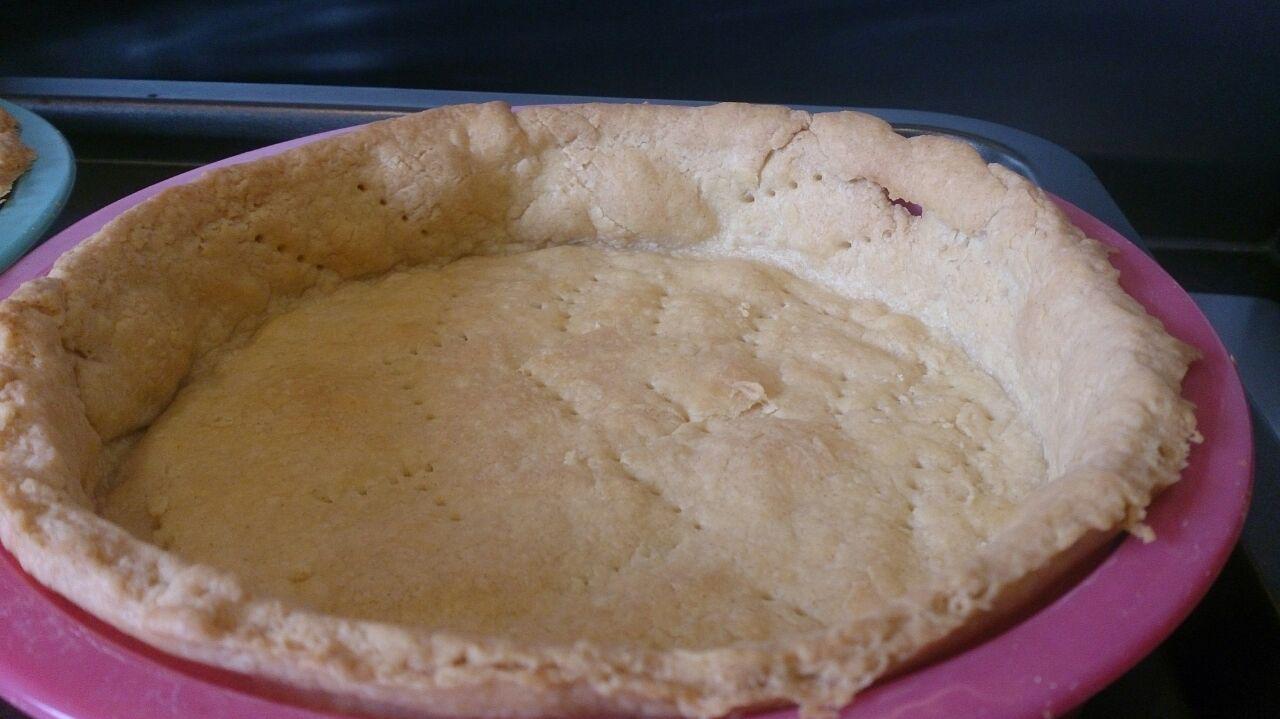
[100, 246, 1047, 652]
[0, 107, 36, 204]
[0, 102, 1198, 717]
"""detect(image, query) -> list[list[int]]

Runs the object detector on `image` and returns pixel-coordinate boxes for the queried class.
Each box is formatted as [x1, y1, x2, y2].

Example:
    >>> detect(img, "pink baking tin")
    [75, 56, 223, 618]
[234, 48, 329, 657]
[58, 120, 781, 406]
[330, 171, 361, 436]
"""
[0, 125, 1253, 719]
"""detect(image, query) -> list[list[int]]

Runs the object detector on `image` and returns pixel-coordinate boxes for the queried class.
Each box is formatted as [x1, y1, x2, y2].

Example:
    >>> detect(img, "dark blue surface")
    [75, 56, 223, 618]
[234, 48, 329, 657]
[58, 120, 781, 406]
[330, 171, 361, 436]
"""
[1193, 293, 1280, 610]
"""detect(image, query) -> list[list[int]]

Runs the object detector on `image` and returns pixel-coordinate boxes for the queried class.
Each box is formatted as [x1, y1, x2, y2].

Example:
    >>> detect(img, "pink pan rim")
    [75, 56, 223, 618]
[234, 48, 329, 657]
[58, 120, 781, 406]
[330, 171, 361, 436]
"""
[0, 123, 1253, 719]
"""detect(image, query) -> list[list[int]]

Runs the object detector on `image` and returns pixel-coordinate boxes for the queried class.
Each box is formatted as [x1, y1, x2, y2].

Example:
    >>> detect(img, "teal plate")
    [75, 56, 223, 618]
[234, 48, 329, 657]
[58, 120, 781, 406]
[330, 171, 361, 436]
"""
[0, 99, 75, 272]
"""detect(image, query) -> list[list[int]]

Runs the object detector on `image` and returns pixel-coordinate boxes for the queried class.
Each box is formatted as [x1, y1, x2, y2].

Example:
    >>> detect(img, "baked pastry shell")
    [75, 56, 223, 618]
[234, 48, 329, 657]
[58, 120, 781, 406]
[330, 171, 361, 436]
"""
[0, 102, 1198, 717]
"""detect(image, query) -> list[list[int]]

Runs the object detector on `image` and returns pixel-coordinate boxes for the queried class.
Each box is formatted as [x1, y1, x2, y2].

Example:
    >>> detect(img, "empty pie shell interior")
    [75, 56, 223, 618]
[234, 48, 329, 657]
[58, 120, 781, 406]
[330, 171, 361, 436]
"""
[0, 103, 1197, 717]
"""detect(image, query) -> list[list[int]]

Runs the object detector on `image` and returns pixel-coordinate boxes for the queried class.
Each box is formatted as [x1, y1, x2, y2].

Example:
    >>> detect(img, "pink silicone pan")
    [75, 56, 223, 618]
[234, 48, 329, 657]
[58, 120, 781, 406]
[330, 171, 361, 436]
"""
[0, 122, 1253, 719]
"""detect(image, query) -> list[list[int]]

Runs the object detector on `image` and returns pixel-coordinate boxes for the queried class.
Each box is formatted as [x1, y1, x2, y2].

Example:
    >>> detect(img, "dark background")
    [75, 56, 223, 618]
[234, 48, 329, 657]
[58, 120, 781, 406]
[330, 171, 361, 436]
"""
[1, 1, 1279, 717]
